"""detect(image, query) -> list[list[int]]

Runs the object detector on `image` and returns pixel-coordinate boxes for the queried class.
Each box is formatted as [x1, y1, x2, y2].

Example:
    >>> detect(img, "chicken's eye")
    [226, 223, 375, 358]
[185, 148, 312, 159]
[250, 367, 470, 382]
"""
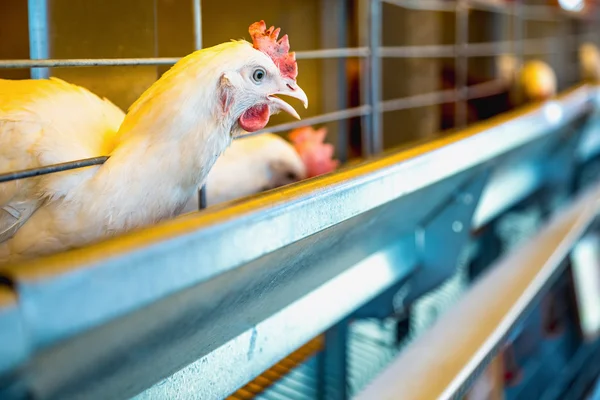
[252, 68, 266, 83]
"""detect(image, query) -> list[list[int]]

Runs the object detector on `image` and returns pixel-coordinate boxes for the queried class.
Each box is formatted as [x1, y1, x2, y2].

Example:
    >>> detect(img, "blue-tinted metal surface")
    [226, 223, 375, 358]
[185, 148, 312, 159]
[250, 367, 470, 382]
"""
[319, 321, 349, 400]
[355, 182, 600, 400]
[0, 288, 28, 375]
[0, 87, 584, 347]
[404, 172, 487, 304]
[0, 85, 597, 400]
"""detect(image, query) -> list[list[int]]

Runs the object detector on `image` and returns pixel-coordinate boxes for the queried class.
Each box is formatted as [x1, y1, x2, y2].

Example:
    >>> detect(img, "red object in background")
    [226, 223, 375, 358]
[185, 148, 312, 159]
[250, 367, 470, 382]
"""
[288, 126, 340, 178]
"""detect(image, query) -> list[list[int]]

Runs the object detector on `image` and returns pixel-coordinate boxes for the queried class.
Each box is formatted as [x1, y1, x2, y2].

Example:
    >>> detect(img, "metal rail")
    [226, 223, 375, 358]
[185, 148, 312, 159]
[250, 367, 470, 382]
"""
[0, 84, 594, 400]
[384, 0, 597, 21]
[192, 0, 207, 210]
[0, 157, 108, 184]
[354, 182, 600, 400]
[1, 34, 596, 69]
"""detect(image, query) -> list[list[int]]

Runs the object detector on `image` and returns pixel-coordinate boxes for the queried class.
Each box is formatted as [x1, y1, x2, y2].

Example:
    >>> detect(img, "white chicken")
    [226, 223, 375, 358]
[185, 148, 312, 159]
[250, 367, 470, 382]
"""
[497, 54, 557, 106]
[0, 20, 308, 264]
[579, 42, 600, 83]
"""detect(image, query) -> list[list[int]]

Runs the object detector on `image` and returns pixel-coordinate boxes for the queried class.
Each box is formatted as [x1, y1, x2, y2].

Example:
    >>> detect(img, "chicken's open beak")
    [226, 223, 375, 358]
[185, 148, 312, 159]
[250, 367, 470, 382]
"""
[269, 82, 308, 120]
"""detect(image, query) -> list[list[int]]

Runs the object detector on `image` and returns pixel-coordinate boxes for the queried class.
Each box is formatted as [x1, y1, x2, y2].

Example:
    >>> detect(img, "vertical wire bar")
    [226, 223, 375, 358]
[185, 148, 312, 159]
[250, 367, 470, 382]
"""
[27, 0, 50, 79]
[192, 0, 207, 210]
[369, 0, 383, 154]
[318, 320, 349, 400]
[359, 0, 374, 158]
[490, 1, 503, 80]
[321, 0, 349, 163]
[513, 0, 524, 68]
[454, 0, 468, 128]
[193, 0, 202, 50]
[559, 13, 571, 88]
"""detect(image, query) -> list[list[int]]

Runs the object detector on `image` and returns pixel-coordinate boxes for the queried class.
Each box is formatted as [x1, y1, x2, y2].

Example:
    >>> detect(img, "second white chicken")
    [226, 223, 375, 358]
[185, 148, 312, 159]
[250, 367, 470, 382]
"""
[182, 133, 307, 212]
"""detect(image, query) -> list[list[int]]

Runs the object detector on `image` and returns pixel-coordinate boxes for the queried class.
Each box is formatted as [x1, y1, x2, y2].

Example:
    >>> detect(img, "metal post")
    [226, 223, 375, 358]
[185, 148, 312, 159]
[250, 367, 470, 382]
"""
[559, 15, 571, 88]
[369, 0, 383, 154]
[359, 0, 374, 158]
[318, 320, 349, 400]
[513, 0, 524, 67]
[27, 0, 49, 79]
[454, 0, 468, 128]
[192, 0, 207, 210]
[192, 0, 202, 50]
[321, 0, 349, 163]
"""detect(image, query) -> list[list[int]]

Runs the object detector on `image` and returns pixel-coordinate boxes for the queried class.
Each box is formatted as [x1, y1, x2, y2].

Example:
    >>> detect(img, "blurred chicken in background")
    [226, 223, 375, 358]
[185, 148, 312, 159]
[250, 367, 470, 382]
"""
[183, 126, 340, 211]
[497, 54, 557, 105]
[288, 126, 340, 178]
[579, 42, 600, 83]
[441, 55, 558, 130]
[182, 133, 307, 211]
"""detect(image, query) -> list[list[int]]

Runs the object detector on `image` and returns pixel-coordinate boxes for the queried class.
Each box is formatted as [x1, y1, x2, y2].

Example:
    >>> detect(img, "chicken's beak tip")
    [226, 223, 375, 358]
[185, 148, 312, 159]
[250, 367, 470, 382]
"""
[271, 82, 307, 119]
[288, 83, 308, 110]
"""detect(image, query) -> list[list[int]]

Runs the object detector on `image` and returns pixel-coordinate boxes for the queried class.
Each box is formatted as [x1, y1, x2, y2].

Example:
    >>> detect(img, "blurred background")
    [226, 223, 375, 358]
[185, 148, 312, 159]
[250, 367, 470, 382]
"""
[3, 0, 597, 158]
[2, 1, 600, 400]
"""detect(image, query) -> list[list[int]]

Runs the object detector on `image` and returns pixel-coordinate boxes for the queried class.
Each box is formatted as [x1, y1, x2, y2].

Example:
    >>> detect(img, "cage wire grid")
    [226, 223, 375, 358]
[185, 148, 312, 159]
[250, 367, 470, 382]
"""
[1, 1, 600, 398]
[1, 0, 600, 208]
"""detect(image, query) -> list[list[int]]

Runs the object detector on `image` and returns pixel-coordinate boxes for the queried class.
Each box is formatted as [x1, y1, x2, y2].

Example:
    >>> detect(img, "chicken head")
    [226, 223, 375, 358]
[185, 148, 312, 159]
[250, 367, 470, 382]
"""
[219, 20, 308, 134]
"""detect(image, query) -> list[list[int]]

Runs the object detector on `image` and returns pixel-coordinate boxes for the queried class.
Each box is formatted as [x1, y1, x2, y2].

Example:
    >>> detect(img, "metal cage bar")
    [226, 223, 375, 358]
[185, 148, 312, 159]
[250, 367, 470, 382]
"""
[359, 0, 375, 158]
[192, 0, 207, 210]
[1, 34, 593, 70]
[384, 0, 597, 21]
[27, 0, 49, 79]
[369, 0, 383, 155]
[455, 0, 469, 128]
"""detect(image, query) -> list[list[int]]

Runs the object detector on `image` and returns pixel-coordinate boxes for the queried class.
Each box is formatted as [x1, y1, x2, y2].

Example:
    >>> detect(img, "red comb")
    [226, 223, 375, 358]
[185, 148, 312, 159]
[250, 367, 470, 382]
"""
[249, 20, 298, 81]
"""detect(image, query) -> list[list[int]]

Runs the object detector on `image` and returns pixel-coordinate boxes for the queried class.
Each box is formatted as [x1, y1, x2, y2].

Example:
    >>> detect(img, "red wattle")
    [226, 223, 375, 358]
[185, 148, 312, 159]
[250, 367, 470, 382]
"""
[239, 104, 270, 132]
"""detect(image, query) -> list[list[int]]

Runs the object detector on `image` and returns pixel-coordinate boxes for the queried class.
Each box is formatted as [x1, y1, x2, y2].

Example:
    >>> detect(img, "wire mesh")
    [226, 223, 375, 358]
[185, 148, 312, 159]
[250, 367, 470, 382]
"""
[1, 0, 599, 189]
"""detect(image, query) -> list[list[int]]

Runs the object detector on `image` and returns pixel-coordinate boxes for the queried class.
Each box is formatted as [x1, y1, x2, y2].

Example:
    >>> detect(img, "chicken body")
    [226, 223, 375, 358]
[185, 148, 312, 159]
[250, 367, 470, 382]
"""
[517, 60, 557, 102]
[0, 23, 308, 264]
[0, 78, 125, 260]
[0, 80, 306, 257]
